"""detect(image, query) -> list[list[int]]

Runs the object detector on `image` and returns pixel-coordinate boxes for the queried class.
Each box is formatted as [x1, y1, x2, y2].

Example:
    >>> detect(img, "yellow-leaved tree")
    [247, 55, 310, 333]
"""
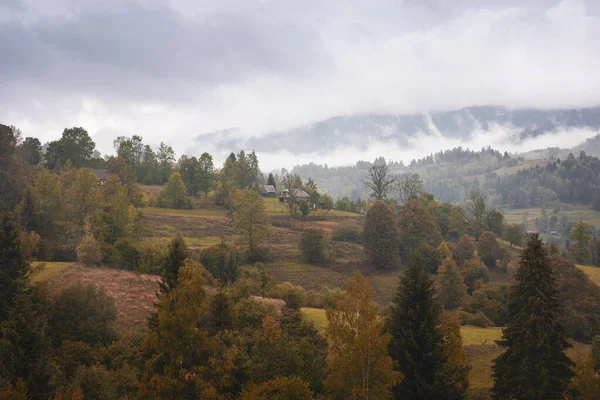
[233, 190, 271, 262]
[325, 272, 401, 399]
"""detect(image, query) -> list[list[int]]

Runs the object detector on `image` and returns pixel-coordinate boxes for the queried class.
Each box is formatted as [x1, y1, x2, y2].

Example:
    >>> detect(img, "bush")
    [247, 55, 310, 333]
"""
[459, 311, 494, 328]
[114, 238, 139, 270]
[20, 231, 41, 260]
[271, 220, 292, 229]
[76, 235, 102, 266]
[300, 228, 327, 264]
[230, 267, 275, 300]
[246, 246, 271, 263]
[136, 239, 167, 274]
[304, 286, 347, 309]
[462, 258, 489, 295]
[468, 283, 509, 326]
[332, 222, 362, 243]
[199, 240, 242, 285]
[48, 283, 118, 346]
[270, 282, 305, 309]
[99, 242, 120, 266]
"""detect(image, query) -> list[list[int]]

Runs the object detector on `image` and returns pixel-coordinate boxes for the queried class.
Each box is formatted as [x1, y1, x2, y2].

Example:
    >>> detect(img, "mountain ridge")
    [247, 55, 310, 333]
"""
[189, 105, 600, 156]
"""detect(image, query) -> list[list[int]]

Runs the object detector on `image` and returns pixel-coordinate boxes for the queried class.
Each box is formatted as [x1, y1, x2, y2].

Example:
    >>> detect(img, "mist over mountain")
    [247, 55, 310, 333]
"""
[187, 105, 600, 169]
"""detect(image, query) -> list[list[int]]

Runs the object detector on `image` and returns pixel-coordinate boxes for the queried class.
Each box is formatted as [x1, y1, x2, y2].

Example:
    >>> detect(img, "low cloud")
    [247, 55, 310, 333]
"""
[1, 0, 600, 166]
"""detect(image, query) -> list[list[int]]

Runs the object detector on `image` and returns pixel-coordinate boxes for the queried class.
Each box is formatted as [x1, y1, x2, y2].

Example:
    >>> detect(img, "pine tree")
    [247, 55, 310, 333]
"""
[159, 233, 188, 295]
[267, 173, 276, 189]
[0, 213, 30, 320]
[387, 253, 449, 399]
[363, 201, 401, 270]
[491, 234, 574, 400]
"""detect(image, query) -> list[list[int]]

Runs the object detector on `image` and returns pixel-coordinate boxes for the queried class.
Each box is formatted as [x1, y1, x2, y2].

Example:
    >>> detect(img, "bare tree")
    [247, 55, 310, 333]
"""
[364, 164, 396, 200]
[395, 173, 423, 204]
[282, 173, 303, 216]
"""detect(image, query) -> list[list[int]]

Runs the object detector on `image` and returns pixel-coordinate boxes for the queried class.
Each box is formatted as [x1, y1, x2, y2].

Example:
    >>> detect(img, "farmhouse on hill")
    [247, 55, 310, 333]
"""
[258, 184, 278, 197]
[91, 168, 109, 185]
[278, 188, 310, 204]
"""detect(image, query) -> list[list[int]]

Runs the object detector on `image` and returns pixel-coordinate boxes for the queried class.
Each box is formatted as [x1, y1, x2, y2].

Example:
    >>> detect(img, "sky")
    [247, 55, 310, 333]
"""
[2, 0, 600, 169]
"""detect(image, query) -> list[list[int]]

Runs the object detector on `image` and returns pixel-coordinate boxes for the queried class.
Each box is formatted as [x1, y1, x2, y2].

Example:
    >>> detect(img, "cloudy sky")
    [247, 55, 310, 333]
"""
[2, 0, 600, 166]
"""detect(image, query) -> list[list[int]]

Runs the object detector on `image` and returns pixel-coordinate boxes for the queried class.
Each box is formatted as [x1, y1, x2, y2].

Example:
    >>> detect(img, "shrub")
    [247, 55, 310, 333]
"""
[114, 238, 139, 270]
[230, 267, 275, 300]
[459, 311, 494, 328]
[20, 231, 41, 260]
[462, 258, 489, 295]
[300, 228, 327, 264]
[468, 283, 509, 326]
[304, 286, 347, 309]
[332, 222, 362, 243]
[76, 234, 102, 266]
[270, 282, 305, 309]
[271, 220, 292, 229]
[48, 283, 117, 346]
[136, 239, 167, 274]
[99, 242, 119, 266]
[363, 200, 400, 270]
[199, 240, 242, 285]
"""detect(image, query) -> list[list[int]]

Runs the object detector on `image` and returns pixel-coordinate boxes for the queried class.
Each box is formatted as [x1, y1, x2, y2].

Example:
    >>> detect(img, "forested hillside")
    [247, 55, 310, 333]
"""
[4, 123, 600, 399]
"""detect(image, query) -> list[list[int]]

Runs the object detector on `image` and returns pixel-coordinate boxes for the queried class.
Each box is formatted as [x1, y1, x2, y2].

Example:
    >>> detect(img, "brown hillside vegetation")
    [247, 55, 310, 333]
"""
[45, 264, 160, 332]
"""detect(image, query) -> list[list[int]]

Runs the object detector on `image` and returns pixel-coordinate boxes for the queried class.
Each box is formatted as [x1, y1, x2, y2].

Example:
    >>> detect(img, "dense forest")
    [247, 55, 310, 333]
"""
[3, 123, 600, 399]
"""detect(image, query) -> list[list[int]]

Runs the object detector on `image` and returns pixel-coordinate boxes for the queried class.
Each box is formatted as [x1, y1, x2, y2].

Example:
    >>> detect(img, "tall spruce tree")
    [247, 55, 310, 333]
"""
[387, 253, 449, 399]
[491, 234, 574, 400]
[158, 233, 189, 295]
[0, 213, 30, 320]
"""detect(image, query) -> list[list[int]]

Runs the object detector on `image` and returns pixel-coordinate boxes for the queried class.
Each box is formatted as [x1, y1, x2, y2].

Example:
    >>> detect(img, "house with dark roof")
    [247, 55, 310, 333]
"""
[278, 189, 310, 203]
[91, 169, 108, 185]
[258, 184, 277, 197]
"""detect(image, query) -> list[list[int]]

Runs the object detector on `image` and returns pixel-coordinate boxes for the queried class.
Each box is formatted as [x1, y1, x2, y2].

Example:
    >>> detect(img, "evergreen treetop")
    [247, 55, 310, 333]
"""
[491, 234, 574, 400]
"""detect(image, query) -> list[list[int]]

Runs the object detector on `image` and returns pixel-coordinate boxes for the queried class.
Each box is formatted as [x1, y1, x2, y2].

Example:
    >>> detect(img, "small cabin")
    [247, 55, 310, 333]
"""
[258, 184, 277, 197]
[92, 169, 108, 185]
[278, 189, 310, 204]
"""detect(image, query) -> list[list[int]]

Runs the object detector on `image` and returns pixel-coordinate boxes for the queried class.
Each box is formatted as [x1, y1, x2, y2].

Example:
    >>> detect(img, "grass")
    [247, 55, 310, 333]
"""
[31, 262, 74, 283]
[141, 206, 228, 218]
[264, 198, 361, 218]
[300, 307, 328, 333]
[262, 262, 349, 291]
[577, 264, 600, 285]
[503, 205, 600, 230]
[461, 326, 502, 345]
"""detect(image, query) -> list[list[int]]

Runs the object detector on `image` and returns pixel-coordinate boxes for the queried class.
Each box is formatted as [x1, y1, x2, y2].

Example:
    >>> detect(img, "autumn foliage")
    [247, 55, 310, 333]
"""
[363, 201, 400, 270]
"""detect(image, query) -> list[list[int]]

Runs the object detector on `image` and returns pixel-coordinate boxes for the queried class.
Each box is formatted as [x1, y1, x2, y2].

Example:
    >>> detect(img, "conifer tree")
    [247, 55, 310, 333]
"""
[363, 200, 400, 270]
[491, 234, 574, 400]
[267, 173, 276, 189]
[387, 253, 449, 399]
[158, 233, 188, 295]
[0, 213, 30, 320]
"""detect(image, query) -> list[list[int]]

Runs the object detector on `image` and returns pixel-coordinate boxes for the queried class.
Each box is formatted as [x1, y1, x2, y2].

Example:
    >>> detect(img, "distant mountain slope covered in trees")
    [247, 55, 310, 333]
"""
[290, 145, 600, 211]
[189, 106, 600, 156]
